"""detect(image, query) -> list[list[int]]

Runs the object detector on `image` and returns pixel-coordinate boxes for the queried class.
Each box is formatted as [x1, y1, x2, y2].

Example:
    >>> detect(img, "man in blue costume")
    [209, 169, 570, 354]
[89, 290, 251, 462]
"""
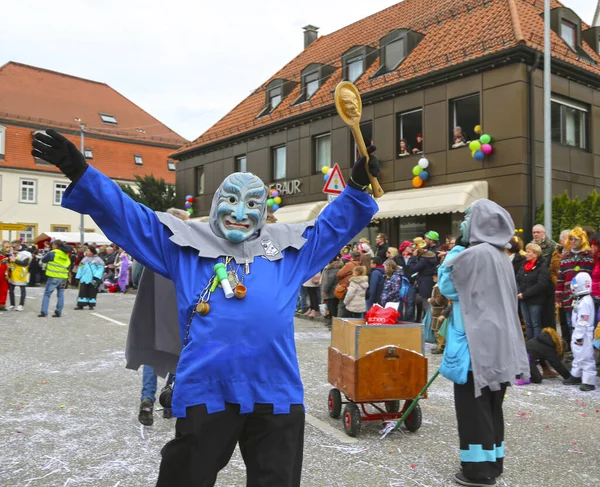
[32, 129, 379, 487]
[438, 200, 529, 487]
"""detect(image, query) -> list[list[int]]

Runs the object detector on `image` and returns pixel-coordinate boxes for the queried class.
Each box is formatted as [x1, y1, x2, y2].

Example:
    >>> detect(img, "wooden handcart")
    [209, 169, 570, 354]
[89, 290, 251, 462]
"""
[327, 318, 428, 437]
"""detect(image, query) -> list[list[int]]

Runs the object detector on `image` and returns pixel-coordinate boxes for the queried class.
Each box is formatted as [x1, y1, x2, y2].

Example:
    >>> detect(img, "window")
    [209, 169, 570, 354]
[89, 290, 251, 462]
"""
[384, 37, 405, 71]
[168, 160, 176, 171]
[0, 125, 5, 158]
[551, 96, 588, 150]
[54, 182, 68, 205]
[272, 146, 286, 181]
[84, 148, 93, 159]
[50, 225, 70, 232]
[397, 109, 423, 157]
[560, 19, 576, 49]
[18, 224, 37, 242]
[313, 134, 331, 173]
[20, 179, 37, 203]
[449, 94, 480, 148]
[100, 113, 118, 125]
[195, 167, 205, 195]
[84, 228, 96, 233]
[134, 155, 143, 165]
[236, 155, 247, 173]
[305, 71, 319, 99]
[347, 56, 363, 83]
[270, 89, 282, 110]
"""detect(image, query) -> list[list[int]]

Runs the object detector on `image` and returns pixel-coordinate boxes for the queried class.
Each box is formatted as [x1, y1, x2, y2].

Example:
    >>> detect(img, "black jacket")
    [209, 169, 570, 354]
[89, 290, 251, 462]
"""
[525, 331, 570, 379]
[516, 260, 549, 305]
[376, 242, 389, 262]
[394, 254, 415, 283]
[409, 250, 437, 299]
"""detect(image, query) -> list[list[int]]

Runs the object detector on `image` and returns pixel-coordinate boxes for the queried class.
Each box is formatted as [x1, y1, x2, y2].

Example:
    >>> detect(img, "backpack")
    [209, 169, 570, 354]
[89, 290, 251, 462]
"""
[398, 276, 410, 301]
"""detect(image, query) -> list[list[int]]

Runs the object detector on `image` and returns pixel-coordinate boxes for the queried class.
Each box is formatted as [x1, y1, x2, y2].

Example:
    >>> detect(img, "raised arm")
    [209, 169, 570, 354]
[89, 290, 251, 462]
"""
[32, 130, 177, 279]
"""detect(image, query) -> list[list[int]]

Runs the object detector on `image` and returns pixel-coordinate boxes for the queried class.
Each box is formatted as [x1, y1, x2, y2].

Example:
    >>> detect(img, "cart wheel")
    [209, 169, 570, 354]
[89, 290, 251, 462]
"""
[385, 400, 400, 413]
[403, 401, 422, 432]
[343, 403, 361, 437]
[328, 389, 342, 419]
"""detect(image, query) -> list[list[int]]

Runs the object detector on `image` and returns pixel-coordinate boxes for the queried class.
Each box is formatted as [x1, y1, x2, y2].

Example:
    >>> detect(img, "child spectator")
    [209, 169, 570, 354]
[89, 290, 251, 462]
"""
[75, 246, 105, 310]
[398, 139, 411, 157]
[412, 134, 423, 154]
[366, 256, 385, 310]
[563, 272, 596, 391]
[515, 327, 571, 385]
[380, 260, 408, 312]
[452, 126, 467, 148]
[343, 266, 369, 318]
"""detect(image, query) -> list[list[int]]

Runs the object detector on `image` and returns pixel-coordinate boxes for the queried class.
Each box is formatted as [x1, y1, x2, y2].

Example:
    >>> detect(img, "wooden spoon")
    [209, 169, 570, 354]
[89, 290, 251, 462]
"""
[334, 81, 384, 198]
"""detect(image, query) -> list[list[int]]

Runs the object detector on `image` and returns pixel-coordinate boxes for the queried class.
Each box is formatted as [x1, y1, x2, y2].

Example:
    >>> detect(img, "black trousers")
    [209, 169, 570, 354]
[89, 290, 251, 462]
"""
[306, 287, 319, 311]
[156, 403, 305, 487]
[9, 285, 26, 306]
[454, 372, 507, 480]
[77, 283, 98, 308]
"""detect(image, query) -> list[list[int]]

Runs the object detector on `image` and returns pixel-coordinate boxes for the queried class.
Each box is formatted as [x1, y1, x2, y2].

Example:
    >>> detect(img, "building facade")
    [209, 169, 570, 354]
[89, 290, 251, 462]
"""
[173, 0, 600, 246]
[0, 62, 187, 242]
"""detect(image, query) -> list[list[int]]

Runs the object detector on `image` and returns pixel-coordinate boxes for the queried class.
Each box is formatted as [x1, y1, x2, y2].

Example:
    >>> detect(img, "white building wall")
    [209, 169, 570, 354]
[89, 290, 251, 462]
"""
[0, 168, 132, 242]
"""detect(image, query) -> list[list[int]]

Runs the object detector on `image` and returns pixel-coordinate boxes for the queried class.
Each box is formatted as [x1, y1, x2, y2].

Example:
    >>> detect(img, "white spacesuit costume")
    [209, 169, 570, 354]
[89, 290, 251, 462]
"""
[567, 272, 597, 390]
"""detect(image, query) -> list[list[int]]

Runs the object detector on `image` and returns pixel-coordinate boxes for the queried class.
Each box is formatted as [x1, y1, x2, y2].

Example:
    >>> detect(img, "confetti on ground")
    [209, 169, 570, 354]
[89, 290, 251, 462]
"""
[320, 445, 368, 454]
[568, 450, 585, 454]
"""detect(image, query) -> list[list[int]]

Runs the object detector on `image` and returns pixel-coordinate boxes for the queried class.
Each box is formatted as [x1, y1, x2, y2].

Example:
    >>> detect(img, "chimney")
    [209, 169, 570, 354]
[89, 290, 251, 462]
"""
[303, 25, 319, 49]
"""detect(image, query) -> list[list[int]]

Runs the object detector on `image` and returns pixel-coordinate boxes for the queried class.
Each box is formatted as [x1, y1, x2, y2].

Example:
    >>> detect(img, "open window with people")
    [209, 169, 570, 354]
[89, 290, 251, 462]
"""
[449, 94, 480, 149]
[396, 109, 422, 157]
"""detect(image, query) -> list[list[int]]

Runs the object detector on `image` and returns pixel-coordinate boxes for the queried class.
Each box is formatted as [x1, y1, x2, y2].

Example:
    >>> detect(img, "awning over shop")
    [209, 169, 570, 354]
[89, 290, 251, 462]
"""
[374, 181, 489, 219]
[272, 201, 328, 224]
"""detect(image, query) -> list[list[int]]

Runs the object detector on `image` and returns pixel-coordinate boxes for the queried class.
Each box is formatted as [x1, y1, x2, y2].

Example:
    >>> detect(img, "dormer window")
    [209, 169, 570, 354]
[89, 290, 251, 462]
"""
[295, 63, 335, 104]
[258, 78, 296, 117]
[561, 19, 576, 49]
[582, 27, 600, 55]
[342, 46, 377, 83]
[374, 29, 423, 77]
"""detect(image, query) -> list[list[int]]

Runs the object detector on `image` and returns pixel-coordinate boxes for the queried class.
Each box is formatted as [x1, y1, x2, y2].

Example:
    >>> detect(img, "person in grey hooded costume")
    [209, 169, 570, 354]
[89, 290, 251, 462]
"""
[438, 199, 529, 487]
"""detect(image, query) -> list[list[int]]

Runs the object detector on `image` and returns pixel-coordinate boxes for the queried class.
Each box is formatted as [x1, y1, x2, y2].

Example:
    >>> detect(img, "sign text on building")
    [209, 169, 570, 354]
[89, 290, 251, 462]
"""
[268, 180, 302, 196]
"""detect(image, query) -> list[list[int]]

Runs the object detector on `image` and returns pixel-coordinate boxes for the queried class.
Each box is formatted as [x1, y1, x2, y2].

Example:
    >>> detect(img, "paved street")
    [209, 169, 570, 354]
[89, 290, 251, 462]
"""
[1, 287, 599, 487]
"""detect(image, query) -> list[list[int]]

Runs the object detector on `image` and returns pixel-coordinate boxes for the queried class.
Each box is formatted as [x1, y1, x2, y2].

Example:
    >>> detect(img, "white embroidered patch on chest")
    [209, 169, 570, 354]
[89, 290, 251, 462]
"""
[261, 238, 280, 257]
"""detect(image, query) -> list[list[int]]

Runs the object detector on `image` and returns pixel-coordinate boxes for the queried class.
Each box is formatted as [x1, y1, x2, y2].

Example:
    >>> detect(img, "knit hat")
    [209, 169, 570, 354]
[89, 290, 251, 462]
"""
[358, 242, 372, 255]
[399, 240, 413, 253]
[425, 231, 439, 241]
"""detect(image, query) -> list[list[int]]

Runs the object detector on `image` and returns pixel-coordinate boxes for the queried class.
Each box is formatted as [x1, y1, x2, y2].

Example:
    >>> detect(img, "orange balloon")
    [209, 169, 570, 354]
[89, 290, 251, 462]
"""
[412, 176, 423, 188]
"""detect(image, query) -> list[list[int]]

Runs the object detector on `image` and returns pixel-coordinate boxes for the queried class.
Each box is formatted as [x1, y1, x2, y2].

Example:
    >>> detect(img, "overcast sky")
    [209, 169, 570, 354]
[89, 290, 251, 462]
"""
[0, 0, 596, 142]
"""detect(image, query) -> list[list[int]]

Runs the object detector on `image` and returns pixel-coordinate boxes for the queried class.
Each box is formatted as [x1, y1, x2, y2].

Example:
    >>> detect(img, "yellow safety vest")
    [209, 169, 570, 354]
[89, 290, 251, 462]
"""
[46, 249, 71, 279]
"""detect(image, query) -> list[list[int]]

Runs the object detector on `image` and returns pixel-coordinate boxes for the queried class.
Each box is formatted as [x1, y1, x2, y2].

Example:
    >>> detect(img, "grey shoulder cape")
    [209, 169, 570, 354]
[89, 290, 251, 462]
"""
[450, 199, 529, 397]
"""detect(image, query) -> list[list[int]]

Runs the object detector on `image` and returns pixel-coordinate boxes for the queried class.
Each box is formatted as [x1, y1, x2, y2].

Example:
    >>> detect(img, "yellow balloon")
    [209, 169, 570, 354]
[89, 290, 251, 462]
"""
[321, 166, 330, 175]
[274, 196, 282, 205]
[474, 125, 482, 135]
[471, 150, 476, 158]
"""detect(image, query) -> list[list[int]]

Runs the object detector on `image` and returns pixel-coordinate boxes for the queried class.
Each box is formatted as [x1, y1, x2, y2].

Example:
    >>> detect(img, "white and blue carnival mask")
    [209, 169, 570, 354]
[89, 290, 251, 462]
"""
[209, 172, 268, 243]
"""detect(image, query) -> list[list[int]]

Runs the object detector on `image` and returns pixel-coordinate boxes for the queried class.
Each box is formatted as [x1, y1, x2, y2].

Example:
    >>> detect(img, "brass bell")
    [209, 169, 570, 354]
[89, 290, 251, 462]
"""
[234, 284, 247, 299]
[196, 302, 210, 315]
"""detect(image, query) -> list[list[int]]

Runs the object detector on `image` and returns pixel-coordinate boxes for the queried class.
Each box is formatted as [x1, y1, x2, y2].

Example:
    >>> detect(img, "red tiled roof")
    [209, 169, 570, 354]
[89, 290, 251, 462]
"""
[175, 0, 600, 157]
[0, 61, 187, 147]
[1, 124, 177, 183]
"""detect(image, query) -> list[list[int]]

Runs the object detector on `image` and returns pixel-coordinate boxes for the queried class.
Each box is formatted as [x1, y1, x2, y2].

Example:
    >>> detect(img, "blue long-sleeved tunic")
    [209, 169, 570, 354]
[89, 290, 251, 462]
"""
[62, 166, 378, 417]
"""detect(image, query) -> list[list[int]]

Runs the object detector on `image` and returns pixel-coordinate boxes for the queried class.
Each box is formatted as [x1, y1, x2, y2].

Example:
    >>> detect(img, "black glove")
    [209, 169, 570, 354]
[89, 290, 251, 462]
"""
[31, 129, 88, 182]
[349, 144, 381, 191]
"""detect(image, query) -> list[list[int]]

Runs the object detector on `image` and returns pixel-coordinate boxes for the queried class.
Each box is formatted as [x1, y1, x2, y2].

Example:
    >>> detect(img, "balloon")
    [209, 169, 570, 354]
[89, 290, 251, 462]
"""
[184, 202, 192, 209]
[480, 134, 491, 145]
[185, 194, 192, 200]
[187, 209, 193, 214]
[267, 198, 274, 207]
[471, 150, 476, 158]
[469, 141, 481, 151]
[474, 125, 482, 135]
[481, 144, 493, 155]
[474, 150, 485, 161]
[412, 165, 422, 176]
[272, 204, 280, 211]
[418, 158, 429, 169]
[271, 190, 279, 197]
[324, 174, 330, 181]
[273, 196, 282, 205]
[321, 166, 330, 175]
[412, 176, 423, 188]
[419, 171, 429, 181]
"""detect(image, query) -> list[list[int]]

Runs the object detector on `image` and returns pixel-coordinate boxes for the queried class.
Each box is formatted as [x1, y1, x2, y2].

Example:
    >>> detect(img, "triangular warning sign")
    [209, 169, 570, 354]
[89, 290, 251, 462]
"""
[323, 163, 346, 195]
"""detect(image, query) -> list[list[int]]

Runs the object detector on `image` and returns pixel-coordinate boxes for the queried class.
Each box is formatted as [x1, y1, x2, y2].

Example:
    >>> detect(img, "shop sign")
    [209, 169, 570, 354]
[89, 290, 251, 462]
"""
[268, 180, 302, 196]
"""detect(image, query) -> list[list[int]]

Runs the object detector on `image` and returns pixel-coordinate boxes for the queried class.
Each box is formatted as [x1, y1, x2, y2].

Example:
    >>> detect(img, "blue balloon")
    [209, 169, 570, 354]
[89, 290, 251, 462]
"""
[272, 204, 280, 211]
[324, 174, 330, 181]
[419, 170, 429, 181]
[474, 150, 485, 161]
[184, 202, 192, 209]
[185, 194, 193, 200]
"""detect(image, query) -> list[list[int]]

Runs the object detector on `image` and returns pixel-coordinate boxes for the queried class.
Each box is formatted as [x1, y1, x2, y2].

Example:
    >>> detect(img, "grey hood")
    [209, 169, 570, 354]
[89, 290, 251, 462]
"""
[468, 199, 514, 249]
